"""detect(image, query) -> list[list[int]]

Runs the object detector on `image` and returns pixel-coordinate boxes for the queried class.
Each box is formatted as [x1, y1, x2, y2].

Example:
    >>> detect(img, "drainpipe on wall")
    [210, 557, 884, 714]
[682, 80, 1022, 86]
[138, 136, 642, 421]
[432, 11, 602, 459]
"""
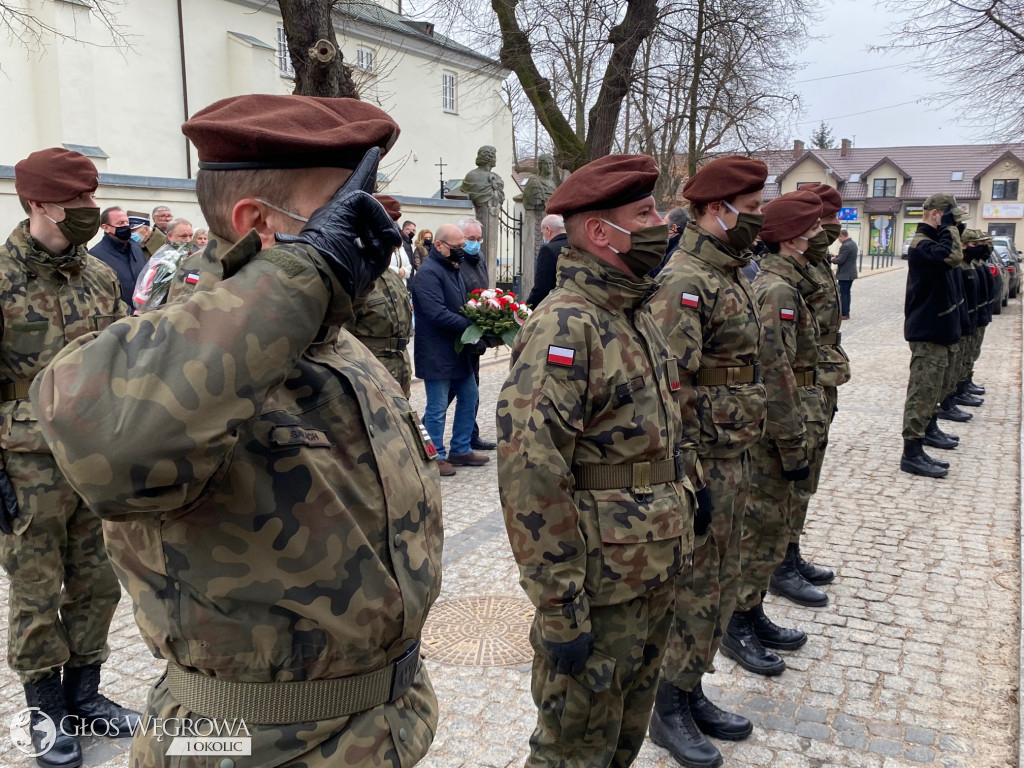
[177, 0, 192, 178]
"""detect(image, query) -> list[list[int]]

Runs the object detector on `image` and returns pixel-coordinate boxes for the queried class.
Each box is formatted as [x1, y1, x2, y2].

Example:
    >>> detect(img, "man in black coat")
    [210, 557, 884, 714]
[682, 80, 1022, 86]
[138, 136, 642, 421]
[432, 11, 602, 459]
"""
[410, 222, 491, 476]
[900, 193, 964, 479]
[89, 206, 146, 309]
[831, 229, 858, 318]
[525, 214, 567, 308]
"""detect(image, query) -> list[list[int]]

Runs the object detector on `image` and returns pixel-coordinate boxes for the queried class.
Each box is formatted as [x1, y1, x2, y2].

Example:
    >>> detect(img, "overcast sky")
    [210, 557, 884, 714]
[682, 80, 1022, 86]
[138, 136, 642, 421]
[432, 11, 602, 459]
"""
[791, 0, 983, 149]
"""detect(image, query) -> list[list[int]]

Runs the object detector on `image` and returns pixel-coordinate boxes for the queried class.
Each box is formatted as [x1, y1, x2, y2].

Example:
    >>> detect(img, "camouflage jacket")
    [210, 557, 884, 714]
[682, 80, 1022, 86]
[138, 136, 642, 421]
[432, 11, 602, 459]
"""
[496, 246, 694, 645]
[803, 253, 851, 388]
[344, 267, 413, 352]
[649, 223, 766, 460]
[753, 253, 826, 471]
[32, 231, 444, 693]
[0, 221, 125, 457]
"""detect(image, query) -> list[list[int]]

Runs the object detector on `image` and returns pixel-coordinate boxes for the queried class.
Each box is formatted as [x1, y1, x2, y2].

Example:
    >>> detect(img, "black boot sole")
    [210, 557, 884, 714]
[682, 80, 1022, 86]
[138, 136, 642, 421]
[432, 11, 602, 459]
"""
[719, 640, 786, 676]
[768, 581, 828, 608]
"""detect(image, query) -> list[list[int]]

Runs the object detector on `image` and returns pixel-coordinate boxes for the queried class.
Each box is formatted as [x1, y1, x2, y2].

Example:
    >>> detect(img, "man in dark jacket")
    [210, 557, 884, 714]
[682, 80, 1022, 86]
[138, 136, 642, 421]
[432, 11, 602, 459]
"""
[900, 193, 963, 478]
[90, 206, 147, 309]
[410, 222, 490, 476]
[525, 214, 567, 308]
[831, 229, 858, 318]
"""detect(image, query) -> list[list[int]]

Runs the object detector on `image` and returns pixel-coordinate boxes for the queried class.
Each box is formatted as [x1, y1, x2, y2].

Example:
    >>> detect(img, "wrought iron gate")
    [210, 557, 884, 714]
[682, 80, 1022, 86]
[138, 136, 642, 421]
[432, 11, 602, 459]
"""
[494, 205, 523, 296]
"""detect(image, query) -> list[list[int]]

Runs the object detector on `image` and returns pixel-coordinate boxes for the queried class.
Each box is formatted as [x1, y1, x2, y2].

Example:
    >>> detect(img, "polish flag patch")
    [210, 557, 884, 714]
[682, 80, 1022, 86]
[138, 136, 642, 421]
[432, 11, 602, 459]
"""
[185, 272, 200, 285]
[680, 292, 700, 308]
[547, 345, 575, 367]
[780, 308, 796, 321]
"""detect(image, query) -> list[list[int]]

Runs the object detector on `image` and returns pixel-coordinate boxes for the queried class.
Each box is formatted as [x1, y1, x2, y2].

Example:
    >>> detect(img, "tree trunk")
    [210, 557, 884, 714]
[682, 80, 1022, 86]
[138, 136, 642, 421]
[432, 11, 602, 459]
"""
[279, 0, 358, 98]
[686, 0, 705, 177]
[585, 0, 659, 161]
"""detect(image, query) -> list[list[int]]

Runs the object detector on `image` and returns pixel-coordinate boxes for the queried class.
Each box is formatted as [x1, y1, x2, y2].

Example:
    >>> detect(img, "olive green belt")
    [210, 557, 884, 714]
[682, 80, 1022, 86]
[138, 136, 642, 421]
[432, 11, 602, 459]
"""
[573, 457, 680, 499]
[695, 364, 760, 386]
[793, 368, 818, 387]
[165, 641, 420, 726]
[819, 331, 842, 346]
[357, 336, 409, 351]
[0, 381, 32, 402]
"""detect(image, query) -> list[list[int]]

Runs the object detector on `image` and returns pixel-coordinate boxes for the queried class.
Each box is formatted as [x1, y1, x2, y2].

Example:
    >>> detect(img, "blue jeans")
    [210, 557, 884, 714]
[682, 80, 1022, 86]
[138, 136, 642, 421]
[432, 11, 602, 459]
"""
[839, 280, 852, 317]
[423, 375, 478, 459]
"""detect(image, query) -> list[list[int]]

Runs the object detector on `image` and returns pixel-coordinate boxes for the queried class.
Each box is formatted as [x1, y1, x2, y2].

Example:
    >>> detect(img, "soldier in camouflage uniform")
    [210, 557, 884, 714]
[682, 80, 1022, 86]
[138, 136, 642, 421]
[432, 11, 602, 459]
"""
[767, 183, 852, 608]
[900, 193, 964, 478]
[33, 95, 444, 767]
[961, 230, 994, 399]
[2, 148, 140, 768]
[647, 156, 768, 768]
[497, 154, 695, 768]
[730, 190, 827, 677]
[947, 215, 985, 414]
[343, 196, 414, 397]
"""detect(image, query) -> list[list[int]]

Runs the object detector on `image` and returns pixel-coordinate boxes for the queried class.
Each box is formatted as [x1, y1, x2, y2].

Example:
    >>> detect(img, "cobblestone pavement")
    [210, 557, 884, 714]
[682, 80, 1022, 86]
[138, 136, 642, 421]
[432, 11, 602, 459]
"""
[0, 259, 1019, 768]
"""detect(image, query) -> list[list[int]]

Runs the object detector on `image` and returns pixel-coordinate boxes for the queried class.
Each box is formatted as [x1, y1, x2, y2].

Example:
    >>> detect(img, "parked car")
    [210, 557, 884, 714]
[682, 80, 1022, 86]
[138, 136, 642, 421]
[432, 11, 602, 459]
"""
[992, 236, 1021, 299]
[986, 249, 1009, 314]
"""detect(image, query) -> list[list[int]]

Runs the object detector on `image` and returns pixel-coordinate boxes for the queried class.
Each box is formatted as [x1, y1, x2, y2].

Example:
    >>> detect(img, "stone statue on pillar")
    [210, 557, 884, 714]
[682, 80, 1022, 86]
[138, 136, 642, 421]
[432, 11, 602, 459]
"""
[521, 154, 560, 300]
[462, 146, 505, 286]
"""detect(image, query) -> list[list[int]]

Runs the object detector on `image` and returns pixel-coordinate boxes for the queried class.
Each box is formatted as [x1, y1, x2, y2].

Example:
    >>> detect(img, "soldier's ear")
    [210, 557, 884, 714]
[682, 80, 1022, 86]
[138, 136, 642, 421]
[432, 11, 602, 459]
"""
[232, 199, 278, 249]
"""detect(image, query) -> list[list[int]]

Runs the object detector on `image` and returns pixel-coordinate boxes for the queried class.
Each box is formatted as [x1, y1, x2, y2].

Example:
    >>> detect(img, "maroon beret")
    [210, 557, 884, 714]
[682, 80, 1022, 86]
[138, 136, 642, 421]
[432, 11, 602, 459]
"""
[760, 189, 824, 243]
[15, 148, 98, 203]
[546, 154, 659, 217]
[683, 156, 768, 203]
[801, 183, 843, 217]
[183, 95, 400, 170]
[374, 194, 402, 222]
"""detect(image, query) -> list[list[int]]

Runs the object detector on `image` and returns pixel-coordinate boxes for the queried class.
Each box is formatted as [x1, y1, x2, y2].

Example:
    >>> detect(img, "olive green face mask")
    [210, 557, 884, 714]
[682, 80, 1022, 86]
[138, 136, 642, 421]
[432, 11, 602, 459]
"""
[46, 205, 101, 245]
[804, 231, 831, 264]
[602, 220, 670, 277]
[822, 222, 842, 246]
[715, 201, 765, 252]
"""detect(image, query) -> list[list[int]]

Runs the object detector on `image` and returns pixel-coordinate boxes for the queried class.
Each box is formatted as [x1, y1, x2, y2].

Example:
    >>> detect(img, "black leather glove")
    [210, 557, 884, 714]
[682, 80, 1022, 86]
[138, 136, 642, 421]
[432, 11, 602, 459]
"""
[276, 148, 401, 301]
[0, 470, 19, 535]
[694, 487, 713, 536]
[781, 465, 810, 482]
[467, 339, 488, 355]
[940, 204, 957, 228]
[542, 632, 594, 676]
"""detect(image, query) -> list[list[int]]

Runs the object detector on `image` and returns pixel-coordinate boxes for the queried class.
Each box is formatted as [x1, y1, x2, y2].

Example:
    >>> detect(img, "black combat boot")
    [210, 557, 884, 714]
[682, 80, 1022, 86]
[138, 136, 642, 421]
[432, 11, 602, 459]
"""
[720, 610, 786, 676]
[937, 395, 972, 422]
[791, 541, 834, 585]
[966, 379, 985, 395]
[649, 680, 723, 768]
[62, 665, 140, 738]
[747, 599, 807, 651]
[688, 681, 752, 740]
[900, 439, 948, 478]
[923, 416, 958, 450]
[953, 381, 983, 407]
[769, 547, 828, 607]
[23, 674, 83, 768]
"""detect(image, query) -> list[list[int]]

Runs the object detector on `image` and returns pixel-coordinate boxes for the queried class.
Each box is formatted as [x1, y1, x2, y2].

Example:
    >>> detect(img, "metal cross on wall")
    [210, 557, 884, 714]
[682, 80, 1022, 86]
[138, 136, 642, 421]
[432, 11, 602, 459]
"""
[436, 157, 447, 198]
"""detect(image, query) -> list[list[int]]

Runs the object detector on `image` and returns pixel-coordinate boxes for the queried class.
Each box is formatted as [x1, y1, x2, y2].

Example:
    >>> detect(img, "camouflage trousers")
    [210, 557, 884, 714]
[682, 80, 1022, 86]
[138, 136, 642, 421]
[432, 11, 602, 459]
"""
[901, 341, 950, 441]
[0, 451, 120, 683]
[526, 585, 674, 768]
[790, 386, 836, 543]
[735, 425, 827, 612]
[968, 327, 986, 377]
[941, 339, 964, 400]
[373, 349, 412, 399]
[661, 455, 747, 691]
[132, 660, 438, 767]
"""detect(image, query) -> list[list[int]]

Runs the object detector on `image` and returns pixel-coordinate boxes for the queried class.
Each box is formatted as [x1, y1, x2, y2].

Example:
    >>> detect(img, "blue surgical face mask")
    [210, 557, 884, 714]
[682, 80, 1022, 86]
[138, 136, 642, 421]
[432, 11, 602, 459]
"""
[130, 232, 144, 244]
[462, 240, 481, 256]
